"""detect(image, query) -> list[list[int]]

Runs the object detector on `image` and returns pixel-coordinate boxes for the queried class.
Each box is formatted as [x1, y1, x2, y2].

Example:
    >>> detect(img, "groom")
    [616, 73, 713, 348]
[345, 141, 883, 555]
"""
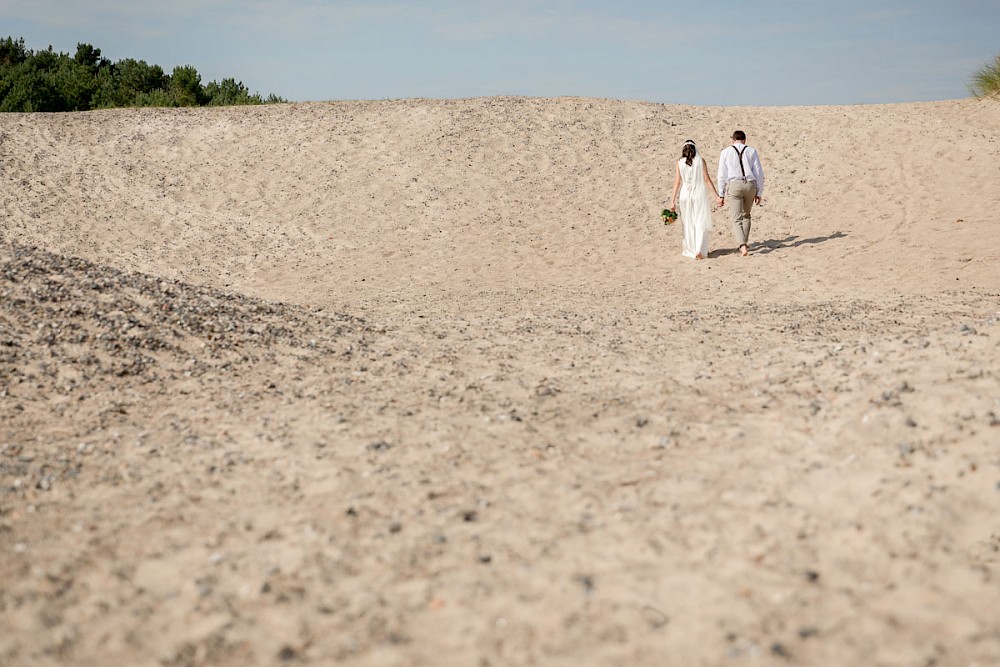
[717, 131, 765, 257]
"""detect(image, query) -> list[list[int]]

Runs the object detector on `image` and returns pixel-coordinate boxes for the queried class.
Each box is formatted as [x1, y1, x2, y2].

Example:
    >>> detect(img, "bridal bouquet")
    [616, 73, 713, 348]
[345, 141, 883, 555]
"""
[661, 208, 678, 225]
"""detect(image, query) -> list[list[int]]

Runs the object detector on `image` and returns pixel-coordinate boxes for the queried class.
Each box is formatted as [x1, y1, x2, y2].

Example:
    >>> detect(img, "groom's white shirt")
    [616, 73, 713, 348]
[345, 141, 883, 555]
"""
[717, 142, 765, 197]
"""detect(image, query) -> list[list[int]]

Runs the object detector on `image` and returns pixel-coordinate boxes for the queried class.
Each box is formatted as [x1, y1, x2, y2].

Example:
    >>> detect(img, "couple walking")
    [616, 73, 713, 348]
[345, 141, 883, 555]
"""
[668, 131, 765, 259]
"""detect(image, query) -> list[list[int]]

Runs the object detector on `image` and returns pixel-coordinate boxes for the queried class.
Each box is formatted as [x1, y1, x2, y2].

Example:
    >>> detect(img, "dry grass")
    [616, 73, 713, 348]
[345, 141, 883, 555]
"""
[969, 54, 1000, 97]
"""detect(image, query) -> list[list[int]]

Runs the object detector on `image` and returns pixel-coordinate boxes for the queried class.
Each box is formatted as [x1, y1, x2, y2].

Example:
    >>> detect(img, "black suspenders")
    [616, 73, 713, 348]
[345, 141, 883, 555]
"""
[733, 145, 748, 180]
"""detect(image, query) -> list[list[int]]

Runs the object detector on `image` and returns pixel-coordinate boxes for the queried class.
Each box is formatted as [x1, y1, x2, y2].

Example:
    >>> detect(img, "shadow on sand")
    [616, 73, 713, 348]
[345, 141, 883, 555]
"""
[710, 231, 848, 257]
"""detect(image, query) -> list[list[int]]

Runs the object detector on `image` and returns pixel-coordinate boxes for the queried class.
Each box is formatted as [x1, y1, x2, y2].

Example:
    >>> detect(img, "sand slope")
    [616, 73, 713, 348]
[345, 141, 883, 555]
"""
[1, 97, 999, 666]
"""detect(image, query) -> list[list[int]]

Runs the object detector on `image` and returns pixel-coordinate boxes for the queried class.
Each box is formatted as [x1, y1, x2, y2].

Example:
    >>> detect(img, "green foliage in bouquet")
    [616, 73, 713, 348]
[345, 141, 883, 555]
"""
[661, 208, 678, 225]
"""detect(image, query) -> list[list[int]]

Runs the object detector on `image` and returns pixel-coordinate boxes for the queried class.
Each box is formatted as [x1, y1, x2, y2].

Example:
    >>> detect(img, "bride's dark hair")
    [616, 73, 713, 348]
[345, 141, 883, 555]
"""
[681, 141, 697, 166]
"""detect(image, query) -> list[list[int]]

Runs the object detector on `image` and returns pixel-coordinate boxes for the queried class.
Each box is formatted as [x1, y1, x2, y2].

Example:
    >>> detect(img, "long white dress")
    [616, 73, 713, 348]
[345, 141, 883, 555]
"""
[678, 154, 712, 258]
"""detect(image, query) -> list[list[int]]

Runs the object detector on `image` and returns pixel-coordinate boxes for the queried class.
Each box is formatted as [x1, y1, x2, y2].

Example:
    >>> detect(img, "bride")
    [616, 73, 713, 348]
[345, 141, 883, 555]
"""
[669, 140, 723, 260]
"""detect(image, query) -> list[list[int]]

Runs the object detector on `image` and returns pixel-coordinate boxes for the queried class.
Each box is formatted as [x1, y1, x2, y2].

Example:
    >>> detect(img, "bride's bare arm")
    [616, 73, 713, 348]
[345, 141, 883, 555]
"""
[670, 167, 681, 209]
[702, 159, 723, 204]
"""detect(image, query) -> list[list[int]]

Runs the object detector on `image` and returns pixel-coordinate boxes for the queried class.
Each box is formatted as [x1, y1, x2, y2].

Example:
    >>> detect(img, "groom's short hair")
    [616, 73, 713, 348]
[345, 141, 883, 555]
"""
[732, 130, 746, 141]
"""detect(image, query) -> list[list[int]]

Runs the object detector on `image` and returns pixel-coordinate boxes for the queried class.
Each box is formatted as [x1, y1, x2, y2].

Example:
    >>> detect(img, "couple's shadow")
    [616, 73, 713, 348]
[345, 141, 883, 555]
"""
[710, 231, 847, 257]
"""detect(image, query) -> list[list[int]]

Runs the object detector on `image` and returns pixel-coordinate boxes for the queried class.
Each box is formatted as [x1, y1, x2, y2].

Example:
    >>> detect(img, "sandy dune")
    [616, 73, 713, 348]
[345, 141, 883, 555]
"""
[1, 96, 999, 666]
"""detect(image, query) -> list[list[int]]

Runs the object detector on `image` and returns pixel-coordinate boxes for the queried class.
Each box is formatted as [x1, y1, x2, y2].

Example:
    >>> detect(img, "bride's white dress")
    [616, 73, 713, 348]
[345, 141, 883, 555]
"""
[678, 154, 712, 258]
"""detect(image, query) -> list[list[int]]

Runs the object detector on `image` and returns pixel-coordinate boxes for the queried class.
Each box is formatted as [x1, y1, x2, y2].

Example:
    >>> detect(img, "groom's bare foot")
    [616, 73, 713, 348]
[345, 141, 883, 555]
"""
[740, 244, 749, 257]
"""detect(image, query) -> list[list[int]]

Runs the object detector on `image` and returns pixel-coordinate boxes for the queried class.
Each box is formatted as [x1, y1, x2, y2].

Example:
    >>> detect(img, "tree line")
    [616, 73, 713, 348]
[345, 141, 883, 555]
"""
[0, 36, 286, 112]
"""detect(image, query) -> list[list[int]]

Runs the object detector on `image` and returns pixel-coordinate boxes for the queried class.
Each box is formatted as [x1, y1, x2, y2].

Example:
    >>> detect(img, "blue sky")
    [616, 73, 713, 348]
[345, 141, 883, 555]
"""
[2, 0, 998, 105]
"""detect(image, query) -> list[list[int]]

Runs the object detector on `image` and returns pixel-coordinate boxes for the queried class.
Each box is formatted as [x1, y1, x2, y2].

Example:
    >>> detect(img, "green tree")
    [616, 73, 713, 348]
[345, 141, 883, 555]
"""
[134, 88, 175, 107]
[0, 47, 67, 111]
[0, 36, 29, 67]
[0, 36, 285, 111]
[92, 58, 167, 108]
[1, 68, 61, 111]
[169, 65, 206, 106]
[54, 43, 110, 110]
[205, 77, 263, 106]
[73, 43, 108, 71]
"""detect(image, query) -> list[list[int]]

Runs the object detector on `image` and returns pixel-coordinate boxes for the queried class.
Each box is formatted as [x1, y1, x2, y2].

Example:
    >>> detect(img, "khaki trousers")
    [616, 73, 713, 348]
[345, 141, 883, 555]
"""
[726, 179, 757, 247]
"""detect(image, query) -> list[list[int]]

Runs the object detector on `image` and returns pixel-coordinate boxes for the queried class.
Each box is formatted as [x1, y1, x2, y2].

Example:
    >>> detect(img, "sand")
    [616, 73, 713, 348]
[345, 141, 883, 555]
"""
[1, 96, 999, 666]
